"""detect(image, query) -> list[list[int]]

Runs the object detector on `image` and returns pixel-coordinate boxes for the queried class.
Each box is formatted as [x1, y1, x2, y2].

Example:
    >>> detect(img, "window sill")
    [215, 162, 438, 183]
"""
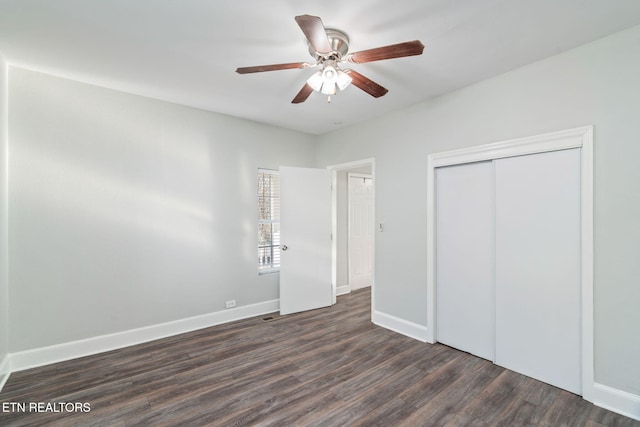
[258, 269, 280, 276]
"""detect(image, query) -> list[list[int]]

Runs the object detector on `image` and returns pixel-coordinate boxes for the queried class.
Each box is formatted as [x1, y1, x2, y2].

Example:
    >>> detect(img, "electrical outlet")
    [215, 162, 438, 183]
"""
[225, 300, 236, 309]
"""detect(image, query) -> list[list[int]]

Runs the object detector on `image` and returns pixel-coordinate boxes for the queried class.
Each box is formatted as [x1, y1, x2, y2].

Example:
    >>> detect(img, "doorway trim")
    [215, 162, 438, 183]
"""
[327, 158, 376, 317]
[426, 126, 593, 398]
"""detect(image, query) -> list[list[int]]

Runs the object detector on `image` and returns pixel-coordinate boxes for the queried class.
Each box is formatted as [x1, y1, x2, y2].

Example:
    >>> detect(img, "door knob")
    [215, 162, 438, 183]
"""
[281, 245, 288, 251]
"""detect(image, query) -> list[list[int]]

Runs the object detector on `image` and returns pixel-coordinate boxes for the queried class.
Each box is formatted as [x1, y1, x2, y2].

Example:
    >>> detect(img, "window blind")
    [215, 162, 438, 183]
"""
[257, 169, 280, 272]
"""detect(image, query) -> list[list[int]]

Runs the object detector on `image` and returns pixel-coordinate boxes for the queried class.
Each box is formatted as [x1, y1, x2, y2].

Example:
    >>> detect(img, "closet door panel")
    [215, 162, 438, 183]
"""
[436, 161, 494, 361]
[495, 149, 581, 393]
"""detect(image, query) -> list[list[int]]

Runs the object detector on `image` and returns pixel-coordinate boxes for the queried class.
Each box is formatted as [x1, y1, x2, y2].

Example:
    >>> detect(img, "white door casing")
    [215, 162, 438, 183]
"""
[427, 125, 593, 399]
[279, 166, 332, 315]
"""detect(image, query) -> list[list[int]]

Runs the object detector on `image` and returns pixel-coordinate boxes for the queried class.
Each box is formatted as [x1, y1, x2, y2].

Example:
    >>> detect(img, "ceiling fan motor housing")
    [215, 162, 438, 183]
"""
[308, 28, 350, 59]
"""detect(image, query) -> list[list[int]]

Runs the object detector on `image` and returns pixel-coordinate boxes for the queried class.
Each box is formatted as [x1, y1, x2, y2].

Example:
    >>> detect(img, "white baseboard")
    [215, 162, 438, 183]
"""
[588, 382, 640, 421]
[9, 299, 279, 373]
[336, 285, 350, 296]
[372, 309, 640, 422]
[372, 310, 429, 343]
[0, 353, 10, 392]
[4, 303, 639, 424]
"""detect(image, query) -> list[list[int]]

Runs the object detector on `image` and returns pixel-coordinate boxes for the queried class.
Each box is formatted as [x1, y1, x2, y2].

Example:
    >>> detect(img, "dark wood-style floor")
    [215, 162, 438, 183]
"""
[1, 288, 638, 427]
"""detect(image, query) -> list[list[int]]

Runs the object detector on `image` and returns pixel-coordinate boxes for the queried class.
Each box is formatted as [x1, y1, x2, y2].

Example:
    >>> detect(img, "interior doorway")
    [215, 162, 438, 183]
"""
[347, 172, 373, 291]
[328, 159, 375, 313]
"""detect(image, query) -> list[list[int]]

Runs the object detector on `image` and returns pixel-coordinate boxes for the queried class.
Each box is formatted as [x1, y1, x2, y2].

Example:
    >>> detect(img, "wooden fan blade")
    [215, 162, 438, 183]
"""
[236, 62, 308, 74]
[348, 40, 424, 64]
[344, 70, 388, 98]
[295, 15, 332, 55]
[292, 83, 314, 104]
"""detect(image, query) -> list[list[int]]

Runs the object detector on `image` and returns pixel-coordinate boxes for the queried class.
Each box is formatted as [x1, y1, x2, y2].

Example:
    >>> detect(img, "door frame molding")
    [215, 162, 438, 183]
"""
[426, 126, 593, 398]
[327, 158, 376, 316]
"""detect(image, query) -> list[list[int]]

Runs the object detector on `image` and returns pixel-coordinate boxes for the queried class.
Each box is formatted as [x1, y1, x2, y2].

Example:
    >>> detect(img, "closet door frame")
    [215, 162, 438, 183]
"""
[426, 125, 594, 398]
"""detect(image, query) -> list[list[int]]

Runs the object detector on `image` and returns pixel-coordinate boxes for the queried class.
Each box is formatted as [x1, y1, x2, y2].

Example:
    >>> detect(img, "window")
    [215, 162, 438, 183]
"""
[257, 169, 280, 273]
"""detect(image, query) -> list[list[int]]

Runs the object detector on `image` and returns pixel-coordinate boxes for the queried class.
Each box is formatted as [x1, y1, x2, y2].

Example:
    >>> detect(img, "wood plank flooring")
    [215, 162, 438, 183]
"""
[1, 288, 638, 426]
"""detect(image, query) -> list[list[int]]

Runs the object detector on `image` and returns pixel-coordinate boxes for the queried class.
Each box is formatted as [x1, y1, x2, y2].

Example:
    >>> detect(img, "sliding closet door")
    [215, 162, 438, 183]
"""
[494, 149, 581, 394]
[436, 161, 494, 361]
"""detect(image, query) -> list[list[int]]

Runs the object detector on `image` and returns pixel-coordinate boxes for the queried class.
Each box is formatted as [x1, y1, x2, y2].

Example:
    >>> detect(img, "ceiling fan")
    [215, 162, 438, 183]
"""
[236, 14, 425, 104]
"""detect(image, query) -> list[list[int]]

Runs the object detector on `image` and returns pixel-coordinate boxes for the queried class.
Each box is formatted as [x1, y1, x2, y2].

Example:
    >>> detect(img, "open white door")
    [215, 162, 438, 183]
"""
[279, 166, 332, 315]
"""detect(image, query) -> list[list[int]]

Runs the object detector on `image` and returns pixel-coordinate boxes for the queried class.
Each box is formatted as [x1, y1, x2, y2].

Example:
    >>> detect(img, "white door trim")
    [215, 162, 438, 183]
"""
[327, 158, 376, 316]
[426, 126, 594, 398]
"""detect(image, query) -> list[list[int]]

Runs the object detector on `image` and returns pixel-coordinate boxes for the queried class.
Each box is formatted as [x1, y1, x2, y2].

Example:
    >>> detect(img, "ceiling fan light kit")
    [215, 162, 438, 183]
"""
[306, 58, 353, 97]
[236, 14, 424, 104]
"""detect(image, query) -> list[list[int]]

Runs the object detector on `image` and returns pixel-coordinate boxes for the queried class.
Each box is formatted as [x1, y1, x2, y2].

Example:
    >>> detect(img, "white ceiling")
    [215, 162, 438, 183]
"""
[1, 0, 640, 135]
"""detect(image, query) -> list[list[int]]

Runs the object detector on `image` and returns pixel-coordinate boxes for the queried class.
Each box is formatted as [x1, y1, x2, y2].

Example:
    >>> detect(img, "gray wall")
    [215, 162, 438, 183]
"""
[316, 25, 640, 396]
[0, 54, 8, 370]
[8, 67, 316, 352]
[3, 24, 640, 399]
